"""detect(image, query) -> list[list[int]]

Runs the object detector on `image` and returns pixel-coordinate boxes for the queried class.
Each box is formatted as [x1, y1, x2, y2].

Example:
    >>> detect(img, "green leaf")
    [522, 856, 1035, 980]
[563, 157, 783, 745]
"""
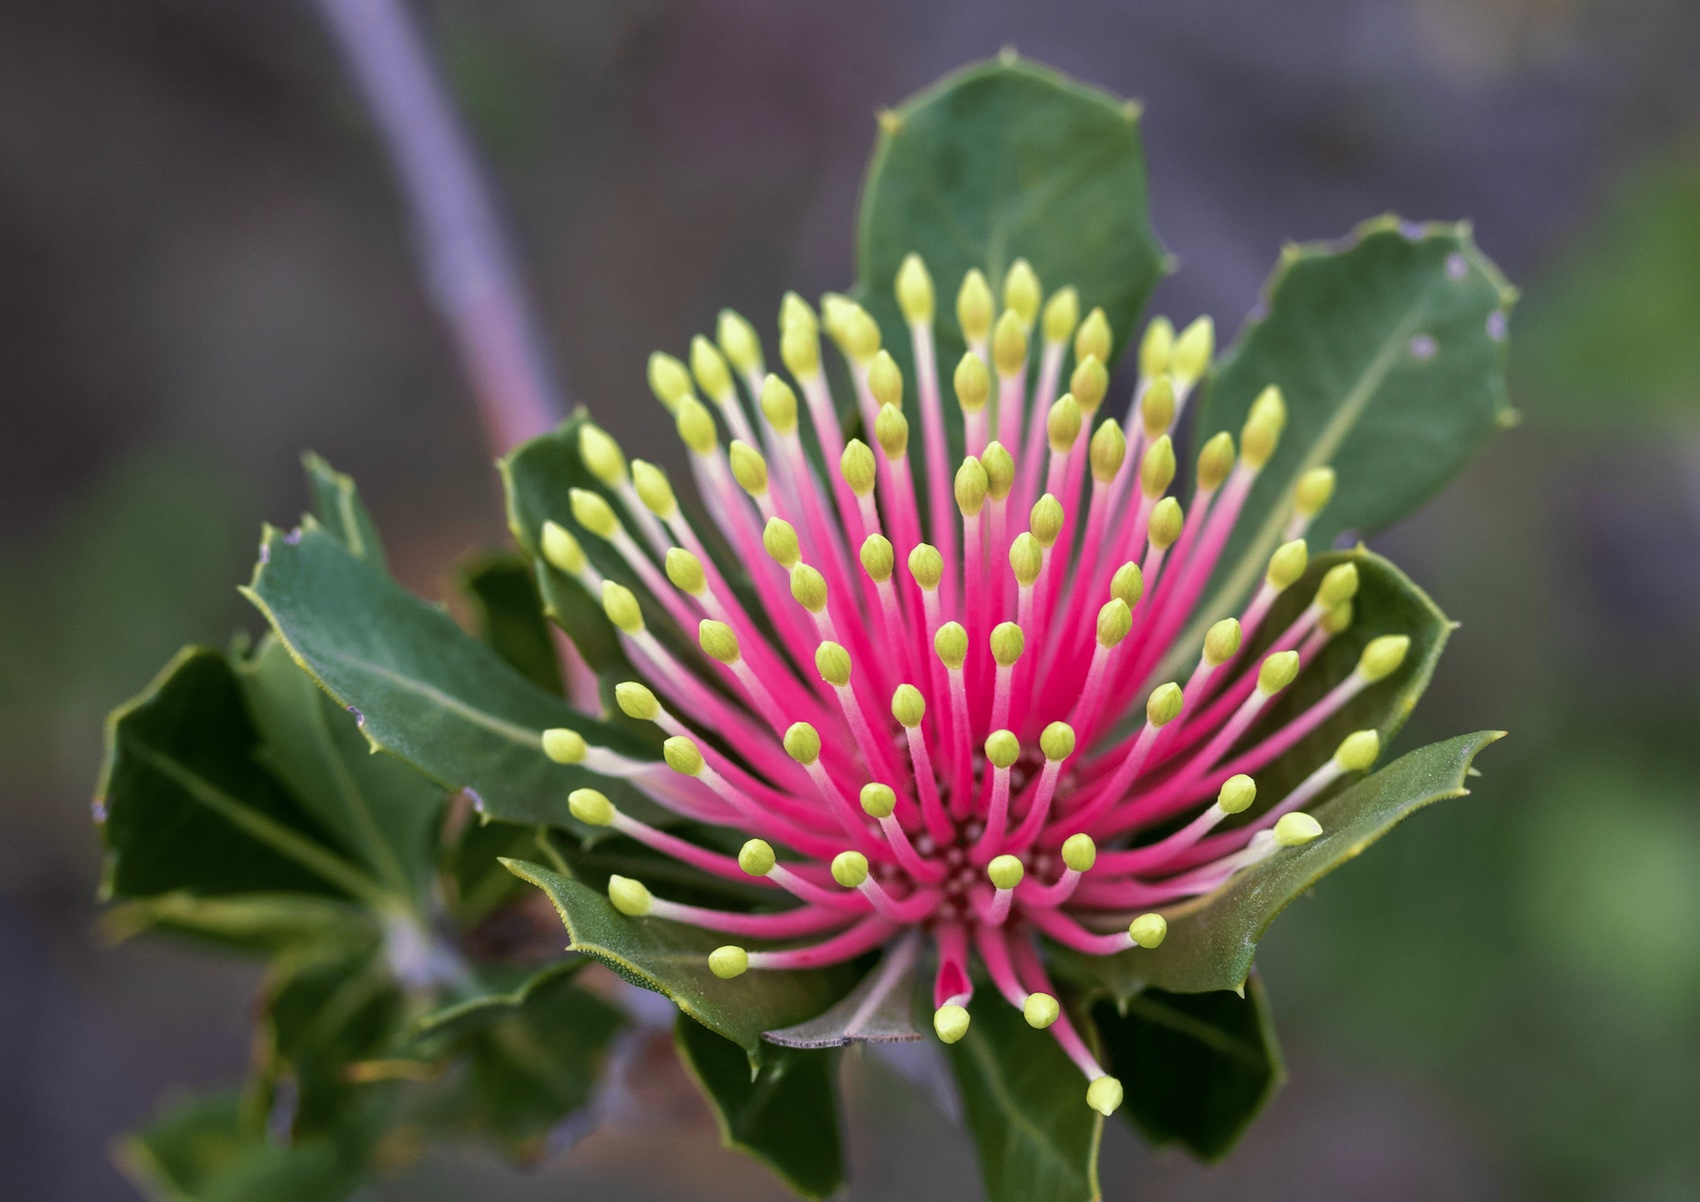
[460, 552, 564, 695]
[116, 1091, 362, 1202]
[411, 958, 589, 1041]
[100, 892, 365, 957]
[675, 1014, 845, 1200]
[302, 452, 385, 572]
[857, 55, 1165, 386]
[503, 858, 857, 1061]
[242, 522, 658, 829]
[1092, 974, 1284, 1161]
[764, 932, 922, 1048]
[1057, 730, 1505, 1000]
[1177, 218, 1515, 672]
[945, 992, 1102, 1202]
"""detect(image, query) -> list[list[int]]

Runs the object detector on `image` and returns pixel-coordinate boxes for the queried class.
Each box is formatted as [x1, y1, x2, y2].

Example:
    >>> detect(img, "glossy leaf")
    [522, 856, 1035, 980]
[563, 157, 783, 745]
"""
[946, 992, 1102, 1202]
[460, 552, 564, 696]
[303, 452, 386, 572]
[1056, 730, 1504, 1000]
[676, 1015, 844, 1199]
[503, 858, 857, 1062]
[1092, 974, 1284, 1161]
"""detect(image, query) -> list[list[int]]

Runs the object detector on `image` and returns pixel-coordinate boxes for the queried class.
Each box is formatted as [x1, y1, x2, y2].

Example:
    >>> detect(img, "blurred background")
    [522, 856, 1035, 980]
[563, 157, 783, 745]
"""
[4, 0, 1700, 1198]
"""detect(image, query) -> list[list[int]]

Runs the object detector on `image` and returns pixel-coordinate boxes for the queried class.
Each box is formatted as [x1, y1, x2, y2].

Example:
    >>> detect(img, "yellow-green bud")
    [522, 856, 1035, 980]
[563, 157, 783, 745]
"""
[896, 253, 935, 323]
[1030, 494, 1064, 548]
[992, 310, 1028, 378]
[954, 352, 991, 413]
[1085, 422, 1126, 489]
[614, 681, 660, 722]
[1139, 316, 1174, 379]
[860, 533, 895, 583]
[1217, 774, 1257, 815]
[987, 852, 1024, 889]
[647, 351, 693, 411]
[698, 619, 741, 665]
[908, 543, 944, 591]
[579, 423, 627, 485]
[1294, 466, 1336, 518]
[839, 304, 881, 364]
[665, 547, 705, 595]
[758, 373, 800, 435]
[1023, 992, 1060, 1029]
[739, 838, 776, 876]
[568, 787, 614, 826]
[831, 850, 869, 888]
[985, 730, 1020, 769]
[840, 439, 877, 496]
[875, 404, 910, 459]
[717, 308, 763, 375]
[955, 457, 989, 517]
[1042, 286, 1079, 344]
[662, 736, 704, 776]
[868, 350, 903, 409]
[1141, 375, 1176, 437]
[763, 518, 800, 568]
[782, 723, 821, 767]
[790, 564, 828, 614]
[1041, 721, 1077, 762]
[1203, 617, 1242, 666]
[570, 487, 619, 539]
[1267, 539, 1309, 591]
[1334, 729, 1380, 771]
[780, 321, 821, 380]
[1061, 832, 1096, 872]
[541, 728, 587, 764]
[780, 291, 817, 336]
[1097, 598, 1133, 647]
[709, 946, 748, 979]
[935, 622, 968, 670]
[1128, 913, 1168, 948]
[728, 440, 768, 496]
[1146, 683, 1184, 727]
[690, 334, 733, 400]
[1076, 307, 1112, 366]
[820, 293, 855, 341]
[1009, 533, 1044, 588]
[1047, 394, 1083, 453]
[957, 269, 994, 344]
[860, 782, 897, 819]
[815, 641, 852, 687]
[1111, 562, 1144, 611]
[607, 874, 652, 917]
[1087, 1075, 1125, 1117]
[1197, 431, 1236, 491]
[1358, 634, 1411, 682]
[1315, 562, 1359, 609]
[1140, 434, 1176, 499]
[892, 684, 926, 729]
[981, 441, 1015, 501]
[676, 395, 719, 455]
[1274, 812, 1324, 847]
[1241, 385, 1286, 469]
[1147, 497, 1184, 550]
[601, 580, 644, 634]
[1321, 599, 1354, 635]
[990, 622, 1025, 668]
[934, 1004, 970, 1044]
[1003, 259, 1041, 326]
[540, 520, 586, 575]
[1257, 650, 1301, 694]
[1170, 315, 1214, 384]
[630, 459, 678, 519]
[1071, 354, 1109, 413]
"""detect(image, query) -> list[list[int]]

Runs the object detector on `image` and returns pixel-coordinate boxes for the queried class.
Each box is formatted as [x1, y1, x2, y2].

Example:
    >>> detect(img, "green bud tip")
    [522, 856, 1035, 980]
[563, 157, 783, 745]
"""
[955, 456, 989, 517]
[840, 439, 877, 496]
[874, 404, 909, 458]
[1334, 729, 1380, 772]
[1090, 418, 1126, 483]
[1294, 466, 1336, 518]
[985, 730, 1021, 770]
[1358, 634, 1411, 682]
[569, 487, 619, 539]
[1140, 433, 1176, 498]
[738, 838, 776, 876]
[935, 622, 969, 670]
[816, 641, 852, 687]
[1241, 385, 1287, 469]
[614, 681, 660, 722]
[891, 684, 926, 728]
[1042, 286, 1079, 345]
[1071, 354, 1109, 413]
[716, 308, 763, 375]
[1061, 832, 1097, 872]
[1321, 599, 1355, 635]
[934, 1004, 971, 1044]
[987, 854, 1025, 890]
[1274, 811, 1324, 847]
[1031, 493, 1064, 548]
[664, 547, 705, 595]
[860, 533, 895, 583]
[662, 736, 704, 777]
[993, 309, 1029, 377]
[1047, 394, 1083, 452]
[837, 303, 881, 363]
[782, 722, 821, 766]
[541, 727, 587, 764]
[675, 395, 718, 454]
[568, 788, 614, 827]
[909, 543, 944, 591]
[1097, 598, 1133, 648]
[1041, 721, 1077, 763]
[1146, 683, 1184, 727]
[630, 459, 678, 519]
[601, 580, 644, 634]
[1267, 539, 1309, 591]
[1147, 497, 1184, 550]
[1139, 315, 1174, 379]
[820, 292, 855, 341]
[690, 334, 733, 400]
[1257, 650, 1301, 695]
[790, 564, 829, 614]
[1111, 561, 1144, 609]
[779, 291, 817, 336]
[647, 351, 694, 411]
[1087, 1075, 1125, 1117]
[1217, 774, 1257, 815]
[981, 441, 1015, 501]
[990, 622, 1025, 668]
[759, 374, 799, 434]
[1315, 562, 1359, 609]
[957, 269, 994, 343]
[831, 850, 870, 888]
[728, 440, 768, 496]
[1076, 307, 1112, 366]
[954, 351, 991, 413]
[540, 520, 586, 575]
[896, 252, 935, 323]
[1197, 431, 1236, 491]
[1170, 315, 1215, 384]
[578, 423, 627, 485]
[868, 349, 903, 409]
[763, 517, 800, 568]
[779, 322, 820, 380]
[607, 874, 652, 917]
[1203, 617, 1243, 667]
[1128, 912, 1168, 948]
[1141, 375, 1176, 437]
[1023, 992, 1061, 1029]
[709, 946, 749, 979]
[859, 782, 897, 820]
[1003, 258, 1041, 325]
[1009, 533, 1044, 588]
[698, 619, 741, 665]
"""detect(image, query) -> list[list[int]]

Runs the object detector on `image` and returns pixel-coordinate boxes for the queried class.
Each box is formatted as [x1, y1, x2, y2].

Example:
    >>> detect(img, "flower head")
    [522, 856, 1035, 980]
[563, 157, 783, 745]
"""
[540, 254, 1414, 1114]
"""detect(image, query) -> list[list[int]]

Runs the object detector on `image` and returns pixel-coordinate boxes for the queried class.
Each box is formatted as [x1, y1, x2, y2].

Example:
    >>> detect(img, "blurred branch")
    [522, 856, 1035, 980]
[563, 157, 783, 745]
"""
[314, 0, 564, 453]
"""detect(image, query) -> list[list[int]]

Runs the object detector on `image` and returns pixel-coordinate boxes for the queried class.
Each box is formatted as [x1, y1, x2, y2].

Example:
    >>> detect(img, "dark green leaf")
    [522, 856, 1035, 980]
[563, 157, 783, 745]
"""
[100, 892, 365, 957]
[676, 1014, 844, 1200]
[503, 858, 857, 1061]
[302, 452, 385, 572]
[411, 958, 589, 1041]
[1092, 974, 1284, 1161]
[945, 992, 1102, 1202]
[764, 932, 922, 1048]
[1056, 730, 1504, 1000]
[460, 552, 563, 695]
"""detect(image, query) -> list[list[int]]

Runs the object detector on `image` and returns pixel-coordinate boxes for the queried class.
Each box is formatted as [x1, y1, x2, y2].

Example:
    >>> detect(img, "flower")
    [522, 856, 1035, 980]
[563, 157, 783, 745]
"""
[535, 253, 1414, 1116]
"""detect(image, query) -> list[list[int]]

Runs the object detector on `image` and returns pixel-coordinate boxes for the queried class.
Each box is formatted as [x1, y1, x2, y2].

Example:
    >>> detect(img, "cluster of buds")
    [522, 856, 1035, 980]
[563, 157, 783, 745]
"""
[534, 253, 1410, 1115]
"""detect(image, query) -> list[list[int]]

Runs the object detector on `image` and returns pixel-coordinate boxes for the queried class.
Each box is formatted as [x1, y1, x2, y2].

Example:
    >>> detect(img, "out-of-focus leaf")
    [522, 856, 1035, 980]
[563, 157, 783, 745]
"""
[100, 892, 365, 957]
[460, 552, 563, 696]
[411, 958, 588, 1042]
[945, 992, 1102, 1202]
[302, 452, 386, 572]
[764, 933, 922, 1048]
[503, 859, 857, 1062]
[1092, 975, 1283, 1161]
[676, 1015, 844, 1200]
[1056, 731, 1504, 999]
